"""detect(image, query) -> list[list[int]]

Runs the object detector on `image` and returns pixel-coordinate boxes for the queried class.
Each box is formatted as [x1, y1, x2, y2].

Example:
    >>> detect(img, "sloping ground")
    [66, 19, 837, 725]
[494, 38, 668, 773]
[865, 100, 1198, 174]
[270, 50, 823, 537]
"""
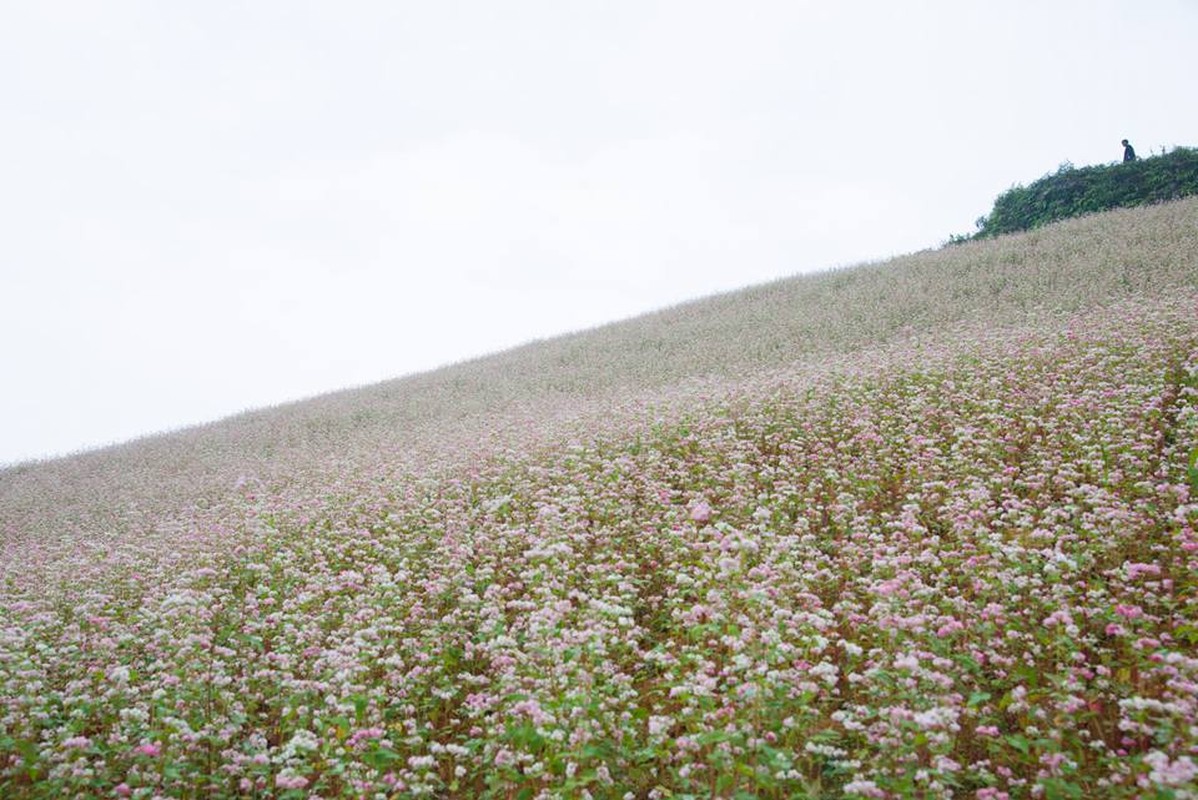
[0, 293, 1195, 798]
[2, 197, 1197, 547]
[0, 199, 1197, 798]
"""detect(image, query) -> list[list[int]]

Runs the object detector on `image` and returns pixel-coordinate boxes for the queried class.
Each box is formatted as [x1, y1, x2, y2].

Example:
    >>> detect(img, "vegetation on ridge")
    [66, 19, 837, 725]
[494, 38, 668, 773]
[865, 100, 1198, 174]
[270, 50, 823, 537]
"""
[963, 147, 1198, 241]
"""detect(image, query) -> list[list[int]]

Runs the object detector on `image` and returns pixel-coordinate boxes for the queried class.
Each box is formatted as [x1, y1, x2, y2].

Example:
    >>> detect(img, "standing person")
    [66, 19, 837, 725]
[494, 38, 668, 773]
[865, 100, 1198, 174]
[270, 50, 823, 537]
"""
[1122, 139, 1137, 162]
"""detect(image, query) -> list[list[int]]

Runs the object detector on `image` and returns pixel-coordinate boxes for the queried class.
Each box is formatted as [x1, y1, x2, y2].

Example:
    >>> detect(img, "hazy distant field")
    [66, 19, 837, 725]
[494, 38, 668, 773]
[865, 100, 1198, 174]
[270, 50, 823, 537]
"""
[2, 199, 1197, 798]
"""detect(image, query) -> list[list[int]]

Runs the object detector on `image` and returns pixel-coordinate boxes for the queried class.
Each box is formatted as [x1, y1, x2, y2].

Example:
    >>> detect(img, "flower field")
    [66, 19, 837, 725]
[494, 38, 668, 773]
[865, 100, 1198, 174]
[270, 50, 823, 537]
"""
[3, 197, 1198, 798]
[1, 291, 1196, 799]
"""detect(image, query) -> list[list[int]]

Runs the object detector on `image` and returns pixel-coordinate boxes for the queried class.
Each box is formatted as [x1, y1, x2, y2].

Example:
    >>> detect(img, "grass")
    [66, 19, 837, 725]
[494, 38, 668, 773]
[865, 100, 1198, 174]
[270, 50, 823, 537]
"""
[1, 198, 1197, 798]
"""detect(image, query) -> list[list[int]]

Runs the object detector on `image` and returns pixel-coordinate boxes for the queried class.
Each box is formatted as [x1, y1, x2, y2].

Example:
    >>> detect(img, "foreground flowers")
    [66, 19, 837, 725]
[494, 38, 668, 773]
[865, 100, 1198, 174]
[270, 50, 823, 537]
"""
[1, 295, 1196, 798]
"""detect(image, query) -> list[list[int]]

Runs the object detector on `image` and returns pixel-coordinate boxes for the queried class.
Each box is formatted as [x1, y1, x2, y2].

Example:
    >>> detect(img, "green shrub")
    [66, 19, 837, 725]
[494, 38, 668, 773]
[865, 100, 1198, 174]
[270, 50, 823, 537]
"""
[965, 146, 1198, 240]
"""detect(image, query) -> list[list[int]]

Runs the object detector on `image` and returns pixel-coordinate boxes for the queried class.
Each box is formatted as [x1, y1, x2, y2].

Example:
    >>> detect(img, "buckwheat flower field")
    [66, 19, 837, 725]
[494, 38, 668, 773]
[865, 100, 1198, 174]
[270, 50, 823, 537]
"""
[2, 201, 1197, 798]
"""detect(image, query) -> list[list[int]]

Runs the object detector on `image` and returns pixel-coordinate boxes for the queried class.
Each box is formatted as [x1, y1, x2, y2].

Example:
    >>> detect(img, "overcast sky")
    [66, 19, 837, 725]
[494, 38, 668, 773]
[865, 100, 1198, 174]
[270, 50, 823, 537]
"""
[2, 0, 1196, 466]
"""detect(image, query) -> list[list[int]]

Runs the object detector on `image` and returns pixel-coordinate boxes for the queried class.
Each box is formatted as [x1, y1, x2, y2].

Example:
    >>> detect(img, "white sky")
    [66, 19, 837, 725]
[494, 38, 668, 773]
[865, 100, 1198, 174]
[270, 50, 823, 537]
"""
[2, 0, 1196, 466]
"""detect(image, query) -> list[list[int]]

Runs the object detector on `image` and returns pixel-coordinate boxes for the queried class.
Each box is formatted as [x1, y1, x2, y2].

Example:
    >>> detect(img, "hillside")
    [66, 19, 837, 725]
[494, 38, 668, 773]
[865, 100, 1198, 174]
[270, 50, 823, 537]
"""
[1, 198, 1197, 798]
[3, 197, 1196, 545]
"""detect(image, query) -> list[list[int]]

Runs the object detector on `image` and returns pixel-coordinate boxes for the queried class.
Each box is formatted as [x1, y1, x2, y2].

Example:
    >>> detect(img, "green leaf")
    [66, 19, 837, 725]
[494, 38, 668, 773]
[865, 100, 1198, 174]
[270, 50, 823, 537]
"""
[1187, 446, 1198, 493]
[967, 691, 992, 708]
[327, 715, 352, 740]
[1041, 777, 1084, 800]
[696, 729, 732, 746]
[351, 693, 368, 723]
[1174, 624, 1198, 647]
[362, 745, 402, 770]
[581, 743, 613, 762]
[507, 721, 544, 750]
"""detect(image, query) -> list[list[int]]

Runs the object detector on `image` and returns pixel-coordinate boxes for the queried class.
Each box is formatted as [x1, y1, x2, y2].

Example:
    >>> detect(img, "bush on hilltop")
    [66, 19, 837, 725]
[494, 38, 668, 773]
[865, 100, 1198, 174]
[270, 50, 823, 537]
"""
[963, 146, 1198, 241]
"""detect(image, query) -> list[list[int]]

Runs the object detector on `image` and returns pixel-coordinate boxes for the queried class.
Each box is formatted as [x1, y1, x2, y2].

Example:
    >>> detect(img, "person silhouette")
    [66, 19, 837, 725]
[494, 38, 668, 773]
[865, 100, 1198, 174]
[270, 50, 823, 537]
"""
[1122, 139, 1137, 162]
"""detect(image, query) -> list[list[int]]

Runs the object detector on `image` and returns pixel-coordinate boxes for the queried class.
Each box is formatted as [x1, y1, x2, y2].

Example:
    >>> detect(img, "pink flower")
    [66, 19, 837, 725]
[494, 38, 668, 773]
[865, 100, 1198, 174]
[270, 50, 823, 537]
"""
[276, 773, 309, 790]
[134, 743, 161, 757]
[1039, 751, 1068, 775]
[937, 619, 965, 637]
[1144, 751, 1198, 787]
[843, 779, 886, 798]
[1126, 562, 1161, 580]
[114, 784, 132, 797]
[348, 727, 385, 747]
[63, 736, 91, 750]
[689, 500, 713, 523]
[1115, 604, 1143, 620]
